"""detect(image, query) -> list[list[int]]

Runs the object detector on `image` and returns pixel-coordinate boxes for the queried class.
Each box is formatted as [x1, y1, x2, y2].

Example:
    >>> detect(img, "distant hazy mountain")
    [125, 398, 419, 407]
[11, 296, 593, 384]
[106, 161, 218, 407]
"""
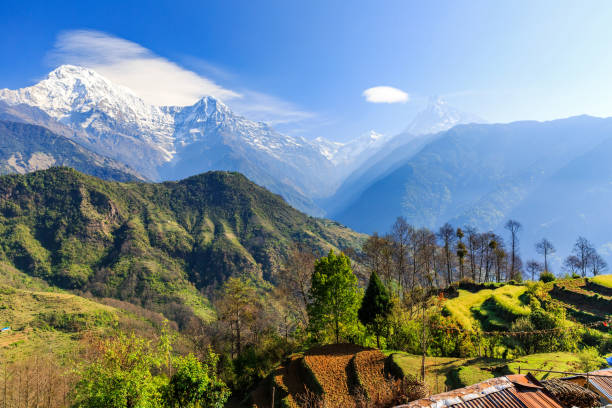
[334, 116, 612, 247]
[0, 120, 144, 182]
[405, 96, 483, 136]
[320, 97, 484, 215]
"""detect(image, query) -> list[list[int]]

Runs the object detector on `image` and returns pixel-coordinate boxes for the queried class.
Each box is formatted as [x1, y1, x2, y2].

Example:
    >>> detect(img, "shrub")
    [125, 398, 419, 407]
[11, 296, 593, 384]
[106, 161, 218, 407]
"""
[577, 347, 605, 372]
[539, 272, 555, 283]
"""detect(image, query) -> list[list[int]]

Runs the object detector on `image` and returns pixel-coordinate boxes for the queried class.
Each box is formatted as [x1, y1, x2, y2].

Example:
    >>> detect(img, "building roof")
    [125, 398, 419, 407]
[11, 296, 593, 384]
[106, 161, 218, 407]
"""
[395, 374, 564, 408]
[585, 368, 612, 402]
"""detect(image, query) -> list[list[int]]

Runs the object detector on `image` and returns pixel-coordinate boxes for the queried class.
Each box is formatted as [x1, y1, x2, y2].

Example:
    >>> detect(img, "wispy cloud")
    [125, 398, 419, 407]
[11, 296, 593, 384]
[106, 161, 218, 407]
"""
[362, 86, 409, 104]
[231, 90, 315, 126]
[46, 30, 317, 129]
[48, 30, 240, 106]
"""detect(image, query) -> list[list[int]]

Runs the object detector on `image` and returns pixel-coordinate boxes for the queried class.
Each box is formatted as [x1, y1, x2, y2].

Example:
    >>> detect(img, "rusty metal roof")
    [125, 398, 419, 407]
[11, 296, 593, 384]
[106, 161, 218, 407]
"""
[395, 374, 564, 408]
[585, 368, 612, 402]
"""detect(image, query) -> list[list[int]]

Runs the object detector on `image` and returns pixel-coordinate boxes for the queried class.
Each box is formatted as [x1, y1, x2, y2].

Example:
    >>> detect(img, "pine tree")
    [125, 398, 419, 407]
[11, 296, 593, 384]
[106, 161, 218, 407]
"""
[308, 250, 361, 344]
[358, 271, 392, 348]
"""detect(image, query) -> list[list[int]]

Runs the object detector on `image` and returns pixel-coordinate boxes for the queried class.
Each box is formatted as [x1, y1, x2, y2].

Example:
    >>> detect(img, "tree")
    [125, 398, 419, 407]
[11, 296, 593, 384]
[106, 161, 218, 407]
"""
[589, 252, 608, 276]
[437, 223, 456, 286]
[465, 226, 479, 281]
[391, 217, 412, 295]
[456, 241, 467, 281]
[563, 255, 581, 275]
[358, 271, 392, 348]
[216, 277, 259, 357]
[571, 237, 595, 277]
[72, 333, 166, 408]
[526, 260, 543, 281]
[308, 250, 361, 343]
[504, 220, 522, 280]
[456, 228, 466, 280]
[279, 246, 315, 326]
[535, 238, 555, 273]
[163, 351, 230, 408]
[362, 233, 394, 286]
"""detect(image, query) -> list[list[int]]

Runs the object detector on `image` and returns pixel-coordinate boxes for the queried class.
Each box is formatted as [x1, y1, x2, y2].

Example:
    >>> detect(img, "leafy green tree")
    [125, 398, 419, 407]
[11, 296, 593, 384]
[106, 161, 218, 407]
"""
[308, 250, 361, 343]
[73, 331, 230, 408]
[72, 333, 165, 408]
[163, 350, 230, 408]
[358, 271, 392, 348]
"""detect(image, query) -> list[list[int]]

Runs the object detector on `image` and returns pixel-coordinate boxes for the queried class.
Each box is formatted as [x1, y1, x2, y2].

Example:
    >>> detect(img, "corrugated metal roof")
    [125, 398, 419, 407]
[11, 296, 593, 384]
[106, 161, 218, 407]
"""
[586, 368, 612, 402]
[452, 388, 525, 408]
[395, 374, 563, 408]
[509, 385, 563, 408]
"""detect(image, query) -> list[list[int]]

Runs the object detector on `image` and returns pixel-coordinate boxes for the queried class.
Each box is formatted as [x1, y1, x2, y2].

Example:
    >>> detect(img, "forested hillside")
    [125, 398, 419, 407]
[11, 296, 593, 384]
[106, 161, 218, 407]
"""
[0, 167, 364, 326]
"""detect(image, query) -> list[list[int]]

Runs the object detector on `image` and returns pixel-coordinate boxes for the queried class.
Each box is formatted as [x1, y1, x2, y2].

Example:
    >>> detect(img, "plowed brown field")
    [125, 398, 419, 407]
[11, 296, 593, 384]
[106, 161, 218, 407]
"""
[353, 350, 393, 402]
[303, 344, 369, 407]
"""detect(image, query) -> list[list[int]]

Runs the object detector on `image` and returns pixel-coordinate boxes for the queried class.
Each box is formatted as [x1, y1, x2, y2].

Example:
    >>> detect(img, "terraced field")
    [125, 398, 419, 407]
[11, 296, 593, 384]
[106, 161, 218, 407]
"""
[443, 284, 529, 330]
[549, 277, 612, 318]
[442, 276, 612, 332]
[252, 344, 408, 408]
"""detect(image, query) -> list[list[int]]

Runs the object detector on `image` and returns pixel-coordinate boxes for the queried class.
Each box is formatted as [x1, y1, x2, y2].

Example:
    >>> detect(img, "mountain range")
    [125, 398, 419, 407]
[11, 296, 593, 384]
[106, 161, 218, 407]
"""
[6, 65, 612, 269]
[0, 66, 477, 216]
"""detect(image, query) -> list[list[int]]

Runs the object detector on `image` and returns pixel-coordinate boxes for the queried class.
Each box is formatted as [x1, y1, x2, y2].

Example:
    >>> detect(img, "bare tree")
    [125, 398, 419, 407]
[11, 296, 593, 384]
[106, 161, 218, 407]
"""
[279, 245, 316, 326]
[362, 233, 394, 286]
[535, 238, 556, 273]
[392, 217, 412, 295]
[589, 252, 608, 276]
[571, 237, 595, 277]
[526, 260, 544, 281]
[563, 255, 581, 275]
[504, 220, 522, 280]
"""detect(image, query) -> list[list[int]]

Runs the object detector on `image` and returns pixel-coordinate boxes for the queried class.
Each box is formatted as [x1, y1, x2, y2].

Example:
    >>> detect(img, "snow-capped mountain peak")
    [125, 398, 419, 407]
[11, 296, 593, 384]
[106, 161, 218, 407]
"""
[0, 64, 177, 160]
[405, 96, 483, 136]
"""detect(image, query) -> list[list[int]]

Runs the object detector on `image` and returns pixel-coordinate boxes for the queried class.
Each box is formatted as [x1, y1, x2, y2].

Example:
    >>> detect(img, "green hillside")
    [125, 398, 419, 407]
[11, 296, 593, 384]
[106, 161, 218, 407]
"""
[442, 277, 611, 333]
[0, 167, 365, 328]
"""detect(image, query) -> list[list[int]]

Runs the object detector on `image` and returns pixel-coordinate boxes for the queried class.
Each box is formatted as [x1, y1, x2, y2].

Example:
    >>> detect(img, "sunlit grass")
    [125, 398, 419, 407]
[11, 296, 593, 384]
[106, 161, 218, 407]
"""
[443, 285, 528, 330]
[591, 274, 612, 289]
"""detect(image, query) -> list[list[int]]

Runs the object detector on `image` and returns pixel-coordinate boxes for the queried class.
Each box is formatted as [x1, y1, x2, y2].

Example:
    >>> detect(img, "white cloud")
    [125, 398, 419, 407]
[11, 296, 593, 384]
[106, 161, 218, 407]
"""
[48, 30, 241, 106]
[46, 29, 319, 130]
[231, 90, 315, 126]
[362, 86, 409, 104]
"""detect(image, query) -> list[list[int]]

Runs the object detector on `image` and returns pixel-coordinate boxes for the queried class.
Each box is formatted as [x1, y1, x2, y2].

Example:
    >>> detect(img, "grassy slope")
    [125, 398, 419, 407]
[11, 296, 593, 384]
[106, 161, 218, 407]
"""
[0, 167, 365, 327]
[443, 276, 612, 332]
[388, 351, 584, 394]
[0, 262, 188, 368]
[592, 274, 612, 288]
[0, 263, 118, 362]
[443, 285, 528, 330]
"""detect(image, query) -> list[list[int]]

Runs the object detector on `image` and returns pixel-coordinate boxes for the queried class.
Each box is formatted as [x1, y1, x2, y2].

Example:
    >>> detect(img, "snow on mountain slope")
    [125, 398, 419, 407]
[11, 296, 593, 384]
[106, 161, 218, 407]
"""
[0, 65, 341, 213]
[314, 130, 390, 167]
[0, 65, 176, 161]
[0, 66, 485, 216]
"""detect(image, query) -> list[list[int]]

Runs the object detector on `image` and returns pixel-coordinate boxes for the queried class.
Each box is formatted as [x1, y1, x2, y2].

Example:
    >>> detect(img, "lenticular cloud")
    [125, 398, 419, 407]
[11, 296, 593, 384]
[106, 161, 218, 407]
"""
[48, 30, 240, 106]
[362, 86, 409, 104]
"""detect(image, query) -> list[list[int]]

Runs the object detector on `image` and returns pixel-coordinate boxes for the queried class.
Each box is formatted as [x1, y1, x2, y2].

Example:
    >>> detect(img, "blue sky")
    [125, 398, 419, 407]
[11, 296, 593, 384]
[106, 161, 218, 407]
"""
[2, 1, 612, 141]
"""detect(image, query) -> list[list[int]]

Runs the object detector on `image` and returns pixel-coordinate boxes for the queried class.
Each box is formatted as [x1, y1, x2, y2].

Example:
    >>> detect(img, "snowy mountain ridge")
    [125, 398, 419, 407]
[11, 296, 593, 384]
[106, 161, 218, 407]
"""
[0, 65, 483, 214]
